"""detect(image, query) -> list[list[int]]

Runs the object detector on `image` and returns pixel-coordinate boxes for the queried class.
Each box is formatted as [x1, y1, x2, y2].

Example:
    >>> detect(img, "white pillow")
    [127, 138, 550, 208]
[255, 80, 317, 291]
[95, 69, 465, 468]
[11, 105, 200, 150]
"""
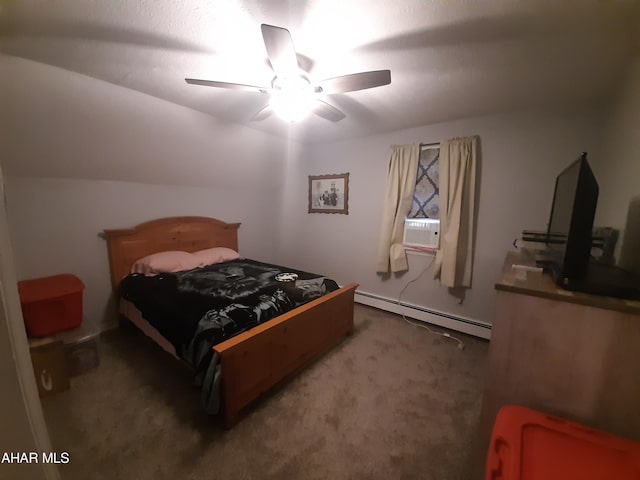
[192, 247, 240, 266]
[131, 251, 203, 275]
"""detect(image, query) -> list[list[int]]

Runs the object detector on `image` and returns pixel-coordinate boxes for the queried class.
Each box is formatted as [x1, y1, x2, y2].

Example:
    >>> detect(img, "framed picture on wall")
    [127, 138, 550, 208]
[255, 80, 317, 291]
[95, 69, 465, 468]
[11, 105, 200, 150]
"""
[308, 173, 349, 214]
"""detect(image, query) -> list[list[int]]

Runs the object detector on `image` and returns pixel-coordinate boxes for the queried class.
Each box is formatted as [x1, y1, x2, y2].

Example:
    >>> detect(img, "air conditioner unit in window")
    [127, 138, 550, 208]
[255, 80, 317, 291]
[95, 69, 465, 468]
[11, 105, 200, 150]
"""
[403, 218, 440, 249]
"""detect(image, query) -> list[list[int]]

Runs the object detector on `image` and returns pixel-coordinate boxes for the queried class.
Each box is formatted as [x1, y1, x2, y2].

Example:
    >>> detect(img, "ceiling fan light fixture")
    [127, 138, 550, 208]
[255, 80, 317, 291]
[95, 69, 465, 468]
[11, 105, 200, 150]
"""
[269, 75, 316, 122]
[185, 25, 391, 124]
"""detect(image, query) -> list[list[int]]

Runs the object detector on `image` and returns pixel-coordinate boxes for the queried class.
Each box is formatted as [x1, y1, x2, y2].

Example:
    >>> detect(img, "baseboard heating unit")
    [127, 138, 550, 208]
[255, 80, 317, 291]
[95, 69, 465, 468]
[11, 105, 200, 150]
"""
[354, 290, 492, 340]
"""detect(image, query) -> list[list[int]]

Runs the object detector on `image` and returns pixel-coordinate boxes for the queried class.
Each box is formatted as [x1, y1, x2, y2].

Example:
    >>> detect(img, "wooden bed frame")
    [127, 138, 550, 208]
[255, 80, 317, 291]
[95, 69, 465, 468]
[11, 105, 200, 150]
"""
[103, 216, 357, 427]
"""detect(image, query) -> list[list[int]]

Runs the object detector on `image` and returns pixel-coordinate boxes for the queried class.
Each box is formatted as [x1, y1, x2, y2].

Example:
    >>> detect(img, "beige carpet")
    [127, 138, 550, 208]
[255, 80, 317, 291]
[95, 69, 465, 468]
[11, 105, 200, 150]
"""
[42, 305, 489, 480]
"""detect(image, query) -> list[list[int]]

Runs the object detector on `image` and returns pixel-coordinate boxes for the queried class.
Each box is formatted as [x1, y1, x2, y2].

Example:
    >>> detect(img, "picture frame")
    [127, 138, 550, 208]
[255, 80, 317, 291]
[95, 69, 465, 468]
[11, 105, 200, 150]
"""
[308, 173, 349, 214]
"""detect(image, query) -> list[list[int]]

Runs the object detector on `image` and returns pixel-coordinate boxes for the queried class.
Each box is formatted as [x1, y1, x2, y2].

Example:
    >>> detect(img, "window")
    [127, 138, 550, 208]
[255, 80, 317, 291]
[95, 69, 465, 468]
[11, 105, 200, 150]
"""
[377, 137, 477, 283]
[404, 144, 440, 251]
[408, 145, 440, 219]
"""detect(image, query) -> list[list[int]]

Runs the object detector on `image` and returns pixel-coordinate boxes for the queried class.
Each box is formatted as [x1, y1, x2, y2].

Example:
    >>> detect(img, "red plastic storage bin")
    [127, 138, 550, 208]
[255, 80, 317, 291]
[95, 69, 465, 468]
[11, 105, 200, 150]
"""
[18, 274, 85, 337]
[486, 406, 640, 480]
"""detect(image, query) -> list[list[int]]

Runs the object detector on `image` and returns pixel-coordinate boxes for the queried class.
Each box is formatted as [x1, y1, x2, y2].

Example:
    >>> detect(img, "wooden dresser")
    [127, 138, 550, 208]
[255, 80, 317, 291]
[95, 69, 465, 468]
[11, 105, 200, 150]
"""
[472, 250, 640, 476]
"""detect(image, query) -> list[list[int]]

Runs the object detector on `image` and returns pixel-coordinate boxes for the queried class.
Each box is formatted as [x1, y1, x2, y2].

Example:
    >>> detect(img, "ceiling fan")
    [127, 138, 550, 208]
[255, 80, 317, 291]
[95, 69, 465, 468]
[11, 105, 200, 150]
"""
[185, 24, 391, 123]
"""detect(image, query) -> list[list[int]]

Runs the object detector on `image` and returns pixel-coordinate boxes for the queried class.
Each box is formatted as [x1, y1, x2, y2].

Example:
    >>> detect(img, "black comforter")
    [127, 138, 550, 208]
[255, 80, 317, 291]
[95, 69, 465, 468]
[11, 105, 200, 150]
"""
[119, 259, 339, 376]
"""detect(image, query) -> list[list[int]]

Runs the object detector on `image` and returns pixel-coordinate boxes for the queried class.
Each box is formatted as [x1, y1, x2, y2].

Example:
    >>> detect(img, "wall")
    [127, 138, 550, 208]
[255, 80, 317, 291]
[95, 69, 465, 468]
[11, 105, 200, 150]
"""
[0, 53, 615, 331]
[0, 55, 292, 331]
[5, 178, 283, 331]
[593, 56, 640, 259]
[276, 109, 605, 327]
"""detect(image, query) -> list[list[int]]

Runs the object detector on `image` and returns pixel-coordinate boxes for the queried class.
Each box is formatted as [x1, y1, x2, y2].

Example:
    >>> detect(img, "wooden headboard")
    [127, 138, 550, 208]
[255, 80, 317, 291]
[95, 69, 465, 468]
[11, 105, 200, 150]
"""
[103, 216, 241, 290]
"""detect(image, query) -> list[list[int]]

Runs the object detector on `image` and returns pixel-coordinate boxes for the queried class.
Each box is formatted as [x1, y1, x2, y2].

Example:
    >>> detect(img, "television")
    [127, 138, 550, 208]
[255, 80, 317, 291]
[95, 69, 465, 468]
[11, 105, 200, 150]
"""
[544, 152, 598, 285]
[541, 153, 640, 300]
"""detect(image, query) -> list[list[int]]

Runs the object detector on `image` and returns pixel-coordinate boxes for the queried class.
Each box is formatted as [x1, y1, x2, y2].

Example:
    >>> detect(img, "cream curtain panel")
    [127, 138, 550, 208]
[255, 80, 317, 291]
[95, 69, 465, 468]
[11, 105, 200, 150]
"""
[434, 136, 478, 288]
[375, 144, 420, 273]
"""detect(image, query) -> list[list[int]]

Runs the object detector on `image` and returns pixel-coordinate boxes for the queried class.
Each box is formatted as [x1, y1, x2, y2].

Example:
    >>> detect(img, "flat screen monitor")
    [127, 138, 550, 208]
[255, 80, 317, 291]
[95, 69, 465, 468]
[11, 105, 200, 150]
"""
[545, 152, 599, 283]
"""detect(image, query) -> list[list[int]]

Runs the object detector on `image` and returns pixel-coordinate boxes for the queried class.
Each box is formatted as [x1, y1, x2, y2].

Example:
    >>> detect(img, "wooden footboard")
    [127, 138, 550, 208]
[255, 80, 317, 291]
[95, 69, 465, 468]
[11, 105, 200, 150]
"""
[215, 283, 358, 427]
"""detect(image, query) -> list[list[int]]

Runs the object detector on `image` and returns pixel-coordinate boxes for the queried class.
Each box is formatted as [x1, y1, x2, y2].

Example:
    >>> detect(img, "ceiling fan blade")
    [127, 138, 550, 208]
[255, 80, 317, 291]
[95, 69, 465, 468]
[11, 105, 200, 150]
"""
[313, 100, 346, 122]
[185, 78, 268, 94]
[317, 70, 391, 94]
[261, 24, 299, 77]
[251, 105, 274, 122]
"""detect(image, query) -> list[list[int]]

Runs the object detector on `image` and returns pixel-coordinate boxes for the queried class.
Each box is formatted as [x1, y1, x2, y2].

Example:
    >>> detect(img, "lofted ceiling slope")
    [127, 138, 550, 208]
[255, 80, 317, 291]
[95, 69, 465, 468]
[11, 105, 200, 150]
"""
[1, 0, 639, 144]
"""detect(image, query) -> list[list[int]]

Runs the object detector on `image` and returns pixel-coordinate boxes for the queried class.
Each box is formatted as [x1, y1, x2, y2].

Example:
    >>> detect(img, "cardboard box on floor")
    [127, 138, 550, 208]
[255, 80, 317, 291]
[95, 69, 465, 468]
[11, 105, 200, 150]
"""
[28, 321, 100, 395]
[28, 338, 70, 397]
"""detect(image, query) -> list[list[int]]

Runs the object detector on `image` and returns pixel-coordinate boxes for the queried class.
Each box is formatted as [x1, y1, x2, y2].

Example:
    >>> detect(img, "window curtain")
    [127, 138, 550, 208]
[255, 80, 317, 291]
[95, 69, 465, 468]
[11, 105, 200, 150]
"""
[375, 144, 420, 273]
[433, 136, 478, 287]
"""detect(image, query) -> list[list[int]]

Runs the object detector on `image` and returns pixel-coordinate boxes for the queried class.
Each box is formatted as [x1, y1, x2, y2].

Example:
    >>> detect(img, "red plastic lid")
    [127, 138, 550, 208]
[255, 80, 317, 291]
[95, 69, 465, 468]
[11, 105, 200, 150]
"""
[487, 406, 640, 480]
[18, 274, 85, 303]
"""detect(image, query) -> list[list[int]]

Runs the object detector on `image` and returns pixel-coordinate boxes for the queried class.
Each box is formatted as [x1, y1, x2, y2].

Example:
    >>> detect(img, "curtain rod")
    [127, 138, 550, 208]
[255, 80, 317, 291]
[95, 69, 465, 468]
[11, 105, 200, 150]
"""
[420, 142, 440, 149]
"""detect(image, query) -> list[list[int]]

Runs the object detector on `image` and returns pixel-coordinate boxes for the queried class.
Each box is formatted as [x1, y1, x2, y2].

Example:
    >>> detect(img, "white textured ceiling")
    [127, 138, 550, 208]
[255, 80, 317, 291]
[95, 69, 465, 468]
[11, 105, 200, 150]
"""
[1, 0, 639, 144]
